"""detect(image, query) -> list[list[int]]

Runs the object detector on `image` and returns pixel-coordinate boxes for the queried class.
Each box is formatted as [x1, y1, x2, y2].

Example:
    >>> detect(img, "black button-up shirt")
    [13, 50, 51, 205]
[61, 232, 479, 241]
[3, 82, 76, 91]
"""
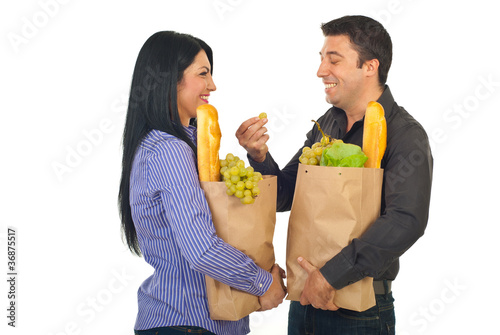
[249, 86, 433, 289]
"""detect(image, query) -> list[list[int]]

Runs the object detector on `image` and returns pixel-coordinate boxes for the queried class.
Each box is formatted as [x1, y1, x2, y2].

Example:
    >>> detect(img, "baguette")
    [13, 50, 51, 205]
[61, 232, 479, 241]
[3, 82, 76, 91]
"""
[197, 104, 221, 181]
[362, 101, 387, 169]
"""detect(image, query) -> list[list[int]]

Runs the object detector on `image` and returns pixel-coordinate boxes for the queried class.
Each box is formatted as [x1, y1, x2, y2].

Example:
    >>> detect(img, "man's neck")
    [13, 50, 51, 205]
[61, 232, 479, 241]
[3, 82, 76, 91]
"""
[344, 86, 384, 132]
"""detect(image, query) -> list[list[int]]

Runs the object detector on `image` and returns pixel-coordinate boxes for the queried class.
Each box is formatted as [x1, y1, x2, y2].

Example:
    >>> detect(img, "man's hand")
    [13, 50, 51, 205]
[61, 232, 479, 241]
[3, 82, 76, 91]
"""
[298, 256, 338, 311]
[258, 264, 287, 311]
[235, 117, 269, 163]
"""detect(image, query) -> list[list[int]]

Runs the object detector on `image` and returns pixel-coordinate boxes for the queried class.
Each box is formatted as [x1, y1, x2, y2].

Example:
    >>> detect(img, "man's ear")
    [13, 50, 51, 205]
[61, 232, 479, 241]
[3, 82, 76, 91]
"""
[364, 59, 380, 78]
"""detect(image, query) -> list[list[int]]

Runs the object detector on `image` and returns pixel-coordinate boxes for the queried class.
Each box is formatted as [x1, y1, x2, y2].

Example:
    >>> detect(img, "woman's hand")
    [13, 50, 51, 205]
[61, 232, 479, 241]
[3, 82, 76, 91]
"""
[235, 117, 269, 163]
[258, 264, 287, 311]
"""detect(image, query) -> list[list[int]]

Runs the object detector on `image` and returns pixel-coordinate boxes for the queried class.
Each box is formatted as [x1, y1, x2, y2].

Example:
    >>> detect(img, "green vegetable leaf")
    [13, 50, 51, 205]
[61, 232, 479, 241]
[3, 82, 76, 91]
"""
[320, 140, 368, 167]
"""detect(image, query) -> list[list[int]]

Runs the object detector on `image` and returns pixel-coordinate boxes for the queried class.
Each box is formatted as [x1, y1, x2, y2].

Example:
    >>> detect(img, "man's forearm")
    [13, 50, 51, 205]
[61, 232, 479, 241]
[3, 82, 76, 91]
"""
[248, 152, 300, 212]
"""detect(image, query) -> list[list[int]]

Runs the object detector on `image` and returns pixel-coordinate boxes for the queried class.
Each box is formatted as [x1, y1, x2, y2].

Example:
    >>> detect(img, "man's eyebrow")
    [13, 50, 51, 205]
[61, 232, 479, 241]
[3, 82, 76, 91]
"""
[320, 51, 344, 58]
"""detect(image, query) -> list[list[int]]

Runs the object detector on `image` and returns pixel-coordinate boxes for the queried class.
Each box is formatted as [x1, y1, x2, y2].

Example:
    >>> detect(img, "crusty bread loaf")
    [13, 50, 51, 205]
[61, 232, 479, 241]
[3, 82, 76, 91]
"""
[363, 101, 387, 169]
[197, 104, 221, 181]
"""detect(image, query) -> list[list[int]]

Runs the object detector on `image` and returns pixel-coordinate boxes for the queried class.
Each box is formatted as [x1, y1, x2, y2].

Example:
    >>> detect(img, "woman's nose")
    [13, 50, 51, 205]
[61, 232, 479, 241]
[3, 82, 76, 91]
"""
[207, 74, 216, 91]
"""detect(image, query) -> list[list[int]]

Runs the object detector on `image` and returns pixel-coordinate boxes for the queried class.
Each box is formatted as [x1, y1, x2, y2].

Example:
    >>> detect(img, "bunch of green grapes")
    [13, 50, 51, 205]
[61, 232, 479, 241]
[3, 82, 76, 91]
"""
[220, 153, 263, 204]
[299, 142, 333, 165]
[299, 120, 334, 165]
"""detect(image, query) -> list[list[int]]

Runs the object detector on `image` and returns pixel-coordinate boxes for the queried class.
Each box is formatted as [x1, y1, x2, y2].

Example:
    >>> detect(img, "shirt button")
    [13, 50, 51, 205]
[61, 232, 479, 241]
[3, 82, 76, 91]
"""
[259, 283, 263, 288]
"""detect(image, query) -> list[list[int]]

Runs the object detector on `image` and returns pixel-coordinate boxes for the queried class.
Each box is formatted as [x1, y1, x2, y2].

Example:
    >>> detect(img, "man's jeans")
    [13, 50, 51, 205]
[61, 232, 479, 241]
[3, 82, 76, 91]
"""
[288, 289, 395, 334]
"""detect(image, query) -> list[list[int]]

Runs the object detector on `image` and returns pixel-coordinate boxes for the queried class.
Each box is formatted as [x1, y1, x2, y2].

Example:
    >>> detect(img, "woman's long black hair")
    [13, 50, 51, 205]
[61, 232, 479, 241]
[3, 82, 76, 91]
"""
[119, 31, 213, 256]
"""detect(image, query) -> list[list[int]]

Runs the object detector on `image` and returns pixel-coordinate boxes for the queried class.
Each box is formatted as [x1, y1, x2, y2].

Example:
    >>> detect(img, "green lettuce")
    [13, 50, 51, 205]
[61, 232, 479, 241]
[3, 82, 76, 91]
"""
[320, 140, 368, 167]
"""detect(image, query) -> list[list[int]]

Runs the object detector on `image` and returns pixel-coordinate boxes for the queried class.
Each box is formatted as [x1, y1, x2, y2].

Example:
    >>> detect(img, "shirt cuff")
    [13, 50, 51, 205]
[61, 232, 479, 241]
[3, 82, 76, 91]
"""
[247, 153, 273, 175]
[246, 267, 273, 296]
[319, 251, 365, 290]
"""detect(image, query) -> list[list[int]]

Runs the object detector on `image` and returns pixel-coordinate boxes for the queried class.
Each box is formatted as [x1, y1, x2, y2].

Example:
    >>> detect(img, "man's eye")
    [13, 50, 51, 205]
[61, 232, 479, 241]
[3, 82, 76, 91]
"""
[200, 72, 208, 76]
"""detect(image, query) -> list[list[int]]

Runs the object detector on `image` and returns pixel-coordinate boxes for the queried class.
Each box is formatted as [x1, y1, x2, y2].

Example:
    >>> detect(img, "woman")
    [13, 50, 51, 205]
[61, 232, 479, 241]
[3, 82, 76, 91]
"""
[118, 31, 285, 335]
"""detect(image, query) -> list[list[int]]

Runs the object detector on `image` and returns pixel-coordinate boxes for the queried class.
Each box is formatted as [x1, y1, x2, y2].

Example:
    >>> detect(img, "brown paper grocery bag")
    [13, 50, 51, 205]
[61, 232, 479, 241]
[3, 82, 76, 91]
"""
[286, 164, 383, 312]
[200, 175, 277, 321]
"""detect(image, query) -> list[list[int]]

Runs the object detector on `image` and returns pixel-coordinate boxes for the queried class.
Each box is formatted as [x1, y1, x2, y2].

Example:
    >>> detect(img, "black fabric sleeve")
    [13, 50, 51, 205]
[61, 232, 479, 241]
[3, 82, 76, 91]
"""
[320, 123, 433, 290]
[248, 126, 318, 212]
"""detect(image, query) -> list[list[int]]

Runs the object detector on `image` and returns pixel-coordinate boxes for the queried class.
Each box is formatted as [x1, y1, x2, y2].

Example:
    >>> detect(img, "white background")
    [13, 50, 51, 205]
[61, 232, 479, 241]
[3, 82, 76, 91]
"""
[1, 0, 499, 334]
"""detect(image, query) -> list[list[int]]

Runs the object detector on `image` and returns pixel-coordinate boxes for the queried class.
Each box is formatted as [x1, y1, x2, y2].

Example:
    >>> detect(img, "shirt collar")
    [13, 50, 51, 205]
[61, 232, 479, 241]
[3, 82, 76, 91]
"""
[326, 85, 396, 137]
[184, 125, 197, 144]
[376, 85, 397, 118]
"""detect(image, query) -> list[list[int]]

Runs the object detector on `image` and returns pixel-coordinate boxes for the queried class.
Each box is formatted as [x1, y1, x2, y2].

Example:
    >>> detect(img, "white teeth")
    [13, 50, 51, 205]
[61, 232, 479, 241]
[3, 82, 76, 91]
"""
[325, 83, 337, 89]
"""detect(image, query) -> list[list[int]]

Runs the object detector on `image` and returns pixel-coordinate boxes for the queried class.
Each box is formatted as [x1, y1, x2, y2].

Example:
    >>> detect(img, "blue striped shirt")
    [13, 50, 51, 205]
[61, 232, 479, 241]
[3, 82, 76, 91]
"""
[130, 128, 272, 334]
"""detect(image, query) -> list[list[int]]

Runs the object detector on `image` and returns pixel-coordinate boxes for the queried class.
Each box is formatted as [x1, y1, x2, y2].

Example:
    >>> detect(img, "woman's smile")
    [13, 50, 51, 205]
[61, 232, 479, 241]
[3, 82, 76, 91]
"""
[200, 94, 210, 103]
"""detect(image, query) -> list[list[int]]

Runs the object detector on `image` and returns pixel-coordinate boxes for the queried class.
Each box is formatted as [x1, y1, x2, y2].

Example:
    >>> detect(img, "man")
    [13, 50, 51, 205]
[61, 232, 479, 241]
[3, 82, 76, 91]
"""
[236, 15, 433, 334]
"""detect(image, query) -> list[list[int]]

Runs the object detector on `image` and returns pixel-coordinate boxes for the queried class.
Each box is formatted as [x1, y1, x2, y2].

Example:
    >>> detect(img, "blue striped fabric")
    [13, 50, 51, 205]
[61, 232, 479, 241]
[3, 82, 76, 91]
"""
[130, 128, 272, 335]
